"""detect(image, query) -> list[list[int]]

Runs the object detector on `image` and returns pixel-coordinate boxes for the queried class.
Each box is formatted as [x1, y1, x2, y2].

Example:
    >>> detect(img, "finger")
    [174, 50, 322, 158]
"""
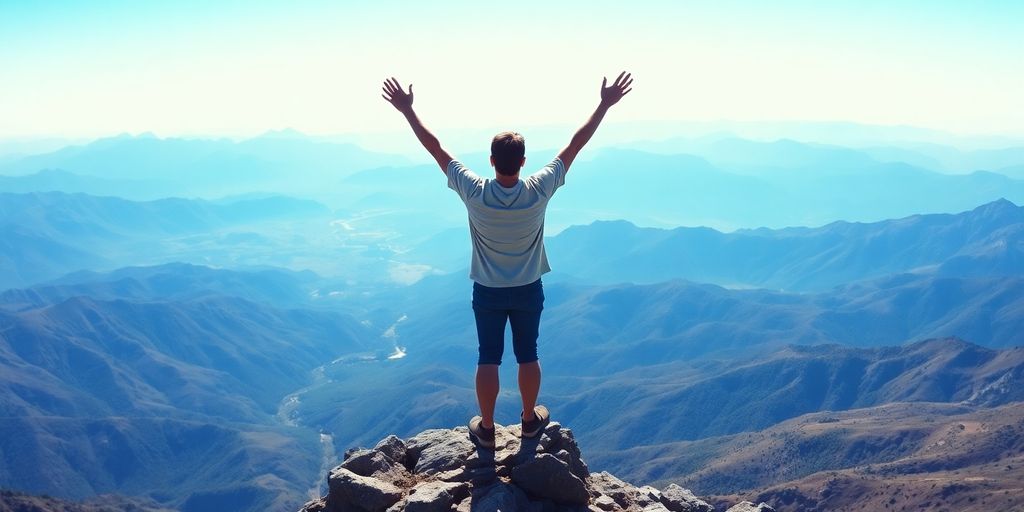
[408, 83, 414, 95]
[622, 88, 632, 95]
[621, 78, 634, 90]
[382, 94, 392, 102]
[602, 77, 607, 88]
[383, 82, 395, 95]
[621, 73, 632, 87]
[614, 71, 626, 86]
[390, 77, 402, 91]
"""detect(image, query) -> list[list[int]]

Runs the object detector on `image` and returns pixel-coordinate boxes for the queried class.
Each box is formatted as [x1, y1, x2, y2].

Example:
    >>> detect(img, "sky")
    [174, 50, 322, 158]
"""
[1, 0, 1023, 141]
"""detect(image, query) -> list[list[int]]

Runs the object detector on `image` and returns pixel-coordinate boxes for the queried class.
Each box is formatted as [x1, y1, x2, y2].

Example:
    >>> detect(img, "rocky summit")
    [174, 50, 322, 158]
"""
[300, 422, 771, 512]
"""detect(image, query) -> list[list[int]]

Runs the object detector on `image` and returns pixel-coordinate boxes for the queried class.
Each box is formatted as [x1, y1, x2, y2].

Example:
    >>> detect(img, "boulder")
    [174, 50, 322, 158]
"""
[302, 422, 717, 512]
[342, 449, 393, 477]
[374, 434, 408, 465]
[725, 502, 775, 512]
[340, 447, 414, 488]
[469, 482, 538, 512]
[511, 453, 590, 505]
[326, 467, 403, 512]
[588, 471, 635, 508]
[407, 427, 476, 475]
[404, 480, 470, 512]
[660, 484, 715, 512]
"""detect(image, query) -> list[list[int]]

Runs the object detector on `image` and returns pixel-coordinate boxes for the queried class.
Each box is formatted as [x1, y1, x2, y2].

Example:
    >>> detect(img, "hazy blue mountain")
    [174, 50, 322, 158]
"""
[0, 224, 109, 290]
[283, 269, 1024, 463]
[0, 192, 329, 239]
[623, 133, 1024, 176]
[561, 338, 1024, 452]
[550, 148, 1024, 230]
[0, 416, 322, 512]
[624, 137, 882, 175]
[599, 400, 1024, 509]
[0, 262, 320, 311]
[0, 168, 172, 199]
[0, 272, 376, 510]
[879, 143, 1024, 174]
[6, 133, 1023, 232]
[998, 164, 1024, 179]
[0, 295, 370, 420]
[0, 132, 410, 199]
[0, 192, 333, 289]
[541, 198, 1023, 291]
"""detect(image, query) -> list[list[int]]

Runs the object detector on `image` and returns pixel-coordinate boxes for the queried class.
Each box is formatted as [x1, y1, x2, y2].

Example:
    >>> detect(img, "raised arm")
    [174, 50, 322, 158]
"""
[557, 71, 633, 172]
[382, 77, 453, 173]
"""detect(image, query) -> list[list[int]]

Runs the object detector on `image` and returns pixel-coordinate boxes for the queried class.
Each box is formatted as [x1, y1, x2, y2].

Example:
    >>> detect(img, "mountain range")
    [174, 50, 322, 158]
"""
[0, 269, 378, 510]
[1, 130, 1023, 511]
[4, 133, 1024, 231]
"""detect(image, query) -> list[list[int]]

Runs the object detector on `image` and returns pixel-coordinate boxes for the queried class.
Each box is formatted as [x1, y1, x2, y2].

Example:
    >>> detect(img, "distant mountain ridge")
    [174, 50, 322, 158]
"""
[545, 198, 1023, 291]
[568, 338, 1024, 453]
[0, 270, 376, 510]
[0, 192, 333, 289]
[613, 401, 1024, 512]
[0, 133, 410, 199]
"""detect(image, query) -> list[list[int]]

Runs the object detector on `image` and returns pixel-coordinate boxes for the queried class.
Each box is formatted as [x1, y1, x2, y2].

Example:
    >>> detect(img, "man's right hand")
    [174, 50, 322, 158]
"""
[382, 77, 414, 114]
[600, 71, 633, 108]
[558, 71, 634, 172]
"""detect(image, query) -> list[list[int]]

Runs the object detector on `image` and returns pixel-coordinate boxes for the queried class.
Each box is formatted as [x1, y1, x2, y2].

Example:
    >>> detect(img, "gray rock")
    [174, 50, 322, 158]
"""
[544, 426, 589, 481]
[404, 480, 470, 512]
[407, 428, 476, 475]
[470, 482, 538, 512]
[340, 448, 415, 488]
[327, 467, 403, 512]
[593, 494, 619, 511]
[640, 504, 672, 512]
[342, 449, 393, 477]
[299, 497, 327, 512]
[660, 484, 715, 512]
[588, 471, 634, 508]
[374, 434, 408, 464]
[725, 502, 775, 512]
[637, 485, 665, 507]
[511, 453, 589, 505]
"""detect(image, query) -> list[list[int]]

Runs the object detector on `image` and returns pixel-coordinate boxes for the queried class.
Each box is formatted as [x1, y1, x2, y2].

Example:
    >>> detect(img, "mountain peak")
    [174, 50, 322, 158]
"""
[300, 422, 765, 512]
[971, 197, 1019, 217]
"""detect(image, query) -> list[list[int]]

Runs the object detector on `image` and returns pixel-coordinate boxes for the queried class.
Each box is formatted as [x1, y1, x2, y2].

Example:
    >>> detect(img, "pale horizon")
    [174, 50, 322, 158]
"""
[2, 1, 1023, 141]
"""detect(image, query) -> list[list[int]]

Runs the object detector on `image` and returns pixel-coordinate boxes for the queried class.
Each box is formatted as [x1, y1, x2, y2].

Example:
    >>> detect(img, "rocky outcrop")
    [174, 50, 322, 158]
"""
[723, 502, 775, 512]
[300, 422, 728, 512]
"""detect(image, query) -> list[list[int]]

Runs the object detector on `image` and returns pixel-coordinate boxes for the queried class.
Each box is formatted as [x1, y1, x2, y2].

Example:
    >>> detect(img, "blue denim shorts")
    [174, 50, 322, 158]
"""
[472, 278, 544, 365]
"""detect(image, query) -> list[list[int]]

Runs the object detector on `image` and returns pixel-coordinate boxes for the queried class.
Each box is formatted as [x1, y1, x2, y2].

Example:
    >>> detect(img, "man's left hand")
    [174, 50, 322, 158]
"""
[382, 77, 414, 113]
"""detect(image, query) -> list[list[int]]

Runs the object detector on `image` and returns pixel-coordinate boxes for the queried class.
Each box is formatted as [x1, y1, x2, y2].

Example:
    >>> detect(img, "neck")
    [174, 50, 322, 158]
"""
[495, 173, 520, 188]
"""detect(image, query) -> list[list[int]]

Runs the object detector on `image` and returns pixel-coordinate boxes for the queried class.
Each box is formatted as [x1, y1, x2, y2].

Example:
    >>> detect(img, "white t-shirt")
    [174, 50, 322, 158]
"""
[446, 157, 567, 287]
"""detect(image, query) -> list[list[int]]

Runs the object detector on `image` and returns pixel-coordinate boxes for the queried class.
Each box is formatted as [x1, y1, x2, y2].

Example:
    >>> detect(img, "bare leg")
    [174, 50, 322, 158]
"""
[518, 360, 541, 421]
[476, 364, 500, 428]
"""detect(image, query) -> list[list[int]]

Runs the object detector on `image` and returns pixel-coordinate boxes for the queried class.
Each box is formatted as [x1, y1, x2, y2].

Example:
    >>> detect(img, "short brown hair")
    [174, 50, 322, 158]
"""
[491, 131, 525, 176]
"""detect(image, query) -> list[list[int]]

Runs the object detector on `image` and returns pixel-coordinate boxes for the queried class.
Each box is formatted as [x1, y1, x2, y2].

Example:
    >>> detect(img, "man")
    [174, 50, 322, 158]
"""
[382, 71, 633, 448]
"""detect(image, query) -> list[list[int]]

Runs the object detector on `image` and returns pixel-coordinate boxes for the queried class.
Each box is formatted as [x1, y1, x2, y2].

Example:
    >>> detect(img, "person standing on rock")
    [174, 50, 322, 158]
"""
[382, 72, 634, 448]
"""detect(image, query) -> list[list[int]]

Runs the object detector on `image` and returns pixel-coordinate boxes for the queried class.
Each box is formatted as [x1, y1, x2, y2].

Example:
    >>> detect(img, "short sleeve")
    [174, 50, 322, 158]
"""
[526, 158, 567, 197]
[446, 159, 484, 202]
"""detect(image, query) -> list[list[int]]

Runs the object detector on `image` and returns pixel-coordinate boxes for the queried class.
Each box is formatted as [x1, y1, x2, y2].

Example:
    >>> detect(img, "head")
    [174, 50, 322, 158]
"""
[490, 131, 526, 177]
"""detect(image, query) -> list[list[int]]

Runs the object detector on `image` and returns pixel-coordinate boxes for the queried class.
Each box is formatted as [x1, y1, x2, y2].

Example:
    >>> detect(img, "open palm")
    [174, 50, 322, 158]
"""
[600, 71, 633, 107]
[382, 77, 414, 113]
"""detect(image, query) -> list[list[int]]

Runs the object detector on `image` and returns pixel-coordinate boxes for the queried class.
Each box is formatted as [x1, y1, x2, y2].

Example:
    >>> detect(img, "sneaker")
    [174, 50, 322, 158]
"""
[521, 405, 550, 439]
[468, 416, 496, 449]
